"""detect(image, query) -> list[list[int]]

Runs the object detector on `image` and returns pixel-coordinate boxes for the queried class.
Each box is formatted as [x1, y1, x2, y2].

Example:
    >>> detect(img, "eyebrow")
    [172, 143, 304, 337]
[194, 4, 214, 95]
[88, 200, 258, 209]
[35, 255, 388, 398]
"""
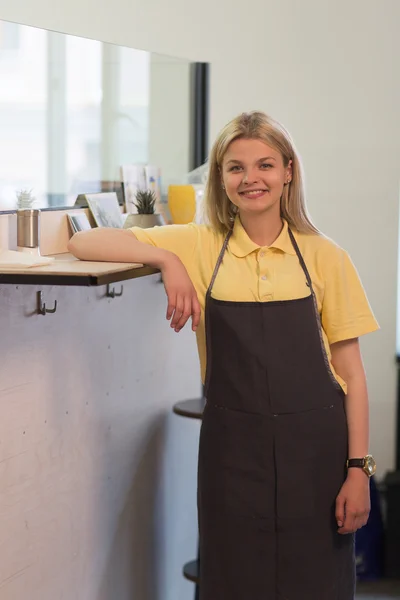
[226, 156, 277, 165]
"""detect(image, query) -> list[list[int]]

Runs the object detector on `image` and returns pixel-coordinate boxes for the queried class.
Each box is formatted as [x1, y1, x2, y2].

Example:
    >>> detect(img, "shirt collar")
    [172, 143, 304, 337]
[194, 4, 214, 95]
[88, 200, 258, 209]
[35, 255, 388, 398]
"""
[229, 215, 297, 257]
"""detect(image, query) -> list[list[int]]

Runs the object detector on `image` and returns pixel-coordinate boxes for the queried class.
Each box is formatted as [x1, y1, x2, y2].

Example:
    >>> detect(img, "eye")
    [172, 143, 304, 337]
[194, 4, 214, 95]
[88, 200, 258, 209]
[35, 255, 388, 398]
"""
[228, 165, 243, 172]
[260, 163, 273, 169]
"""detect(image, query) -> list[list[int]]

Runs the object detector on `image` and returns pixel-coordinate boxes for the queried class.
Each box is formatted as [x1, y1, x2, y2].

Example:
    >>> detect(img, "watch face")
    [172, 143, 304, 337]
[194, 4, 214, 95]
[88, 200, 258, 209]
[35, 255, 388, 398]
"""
[365, 455, 377, 476]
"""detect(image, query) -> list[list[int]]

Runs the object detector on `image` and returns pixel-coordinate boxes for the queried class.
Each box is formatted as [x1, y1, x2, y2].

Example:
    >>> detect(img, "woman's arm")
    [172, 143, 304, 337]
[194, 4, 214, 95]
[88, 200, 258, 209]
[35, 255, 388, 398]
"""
[330, 338, 371, 534]
[68, 228, 201, 332]
[68, 228, 173, 268]
[331, 338, 369, 458]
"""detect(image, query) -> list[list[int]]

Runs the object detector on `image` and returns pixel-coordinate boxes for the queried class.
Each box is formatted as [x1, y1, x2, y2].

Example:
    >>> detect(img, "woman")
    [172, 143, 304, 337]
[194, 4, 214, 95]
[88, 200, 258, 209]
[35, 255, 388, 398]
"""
[69, 111, 379, 599]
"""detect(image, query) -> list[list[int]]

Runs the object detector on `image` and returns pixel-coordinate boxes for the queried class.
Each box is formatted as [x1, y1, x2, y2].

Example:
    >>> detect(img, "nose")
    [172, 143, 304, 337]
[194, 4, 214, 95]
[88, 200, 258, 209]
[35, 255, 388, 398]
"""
[243, 169, 259, 184]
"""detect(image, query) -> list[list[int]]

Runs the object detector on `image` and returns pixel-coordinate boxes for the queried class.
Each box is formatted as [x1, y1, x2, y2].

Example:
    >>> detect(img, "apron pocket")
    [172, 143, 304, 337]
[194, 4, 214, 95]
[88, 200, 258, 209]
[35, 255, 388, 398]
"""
[199, 403, 275, 519]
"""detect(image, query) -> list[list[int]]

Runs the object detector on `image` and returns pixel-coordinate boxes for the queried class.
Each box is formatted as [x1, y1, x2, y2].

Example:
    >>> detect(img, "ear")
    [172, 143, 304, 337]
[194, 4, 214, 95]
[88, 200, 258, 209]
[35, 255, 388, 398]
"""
[286, 159, 293, 184]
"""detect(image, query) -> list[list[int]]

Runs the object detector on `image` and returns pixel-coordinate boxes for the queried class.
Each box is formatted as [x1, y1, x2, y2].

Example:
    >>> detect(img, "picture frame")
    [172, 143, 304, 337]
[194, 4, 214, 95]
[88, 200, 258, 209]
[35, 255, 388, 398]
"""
[67, 212, 92, 234]
[85, 192, 124, 228]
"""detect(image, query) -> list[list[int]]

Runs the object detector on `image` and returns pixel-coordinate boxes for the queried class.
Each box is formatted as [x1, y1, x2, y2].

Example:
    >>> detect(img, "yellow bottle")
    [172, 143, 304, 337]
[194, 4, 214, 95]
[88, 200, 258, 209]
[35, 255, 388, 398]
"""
[167, 185, 196, 224]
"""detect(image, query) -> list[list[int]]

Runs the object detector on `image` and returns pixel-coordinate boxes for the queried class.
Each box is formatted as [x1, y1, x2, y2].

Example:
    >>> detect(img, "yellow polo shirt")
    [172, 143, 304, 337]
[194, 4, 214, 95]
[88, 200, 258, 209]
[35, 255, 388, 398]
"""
[131, 217, 378, 392]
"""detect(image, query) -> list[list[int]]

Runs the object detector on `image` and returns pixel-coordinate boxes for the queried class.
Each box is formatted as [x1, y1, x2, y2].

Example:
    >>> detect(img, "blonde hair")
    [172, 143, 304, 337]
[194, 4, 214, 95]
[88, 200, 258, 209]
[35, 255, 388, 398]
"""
[204, 111, 319, 235]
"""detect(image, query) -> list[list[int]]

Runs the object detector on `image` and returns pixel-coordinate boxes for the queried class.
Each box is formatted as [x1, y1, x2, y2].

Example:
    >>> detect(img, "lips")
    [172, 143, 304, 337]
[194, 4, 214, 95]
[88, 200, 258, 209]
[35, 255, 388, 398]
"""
[239, 189, 268, 198]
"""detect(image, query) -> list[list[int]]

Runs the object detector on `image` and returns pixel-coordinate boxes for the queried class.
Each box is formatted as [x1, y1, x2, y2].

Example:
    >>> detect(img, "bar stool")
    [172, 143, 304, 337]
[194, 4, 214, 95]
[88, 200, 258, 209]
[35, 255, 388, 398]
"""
[173, 397, 205, 600]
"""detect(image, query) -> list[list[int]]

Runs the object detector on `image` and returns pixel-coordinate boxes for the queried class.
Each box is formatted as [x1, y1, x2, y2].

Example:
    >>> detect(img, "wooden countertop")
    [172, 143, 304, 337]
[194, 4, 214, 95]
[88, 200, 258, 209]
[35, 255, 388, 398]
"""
[0, 253, 159, 286]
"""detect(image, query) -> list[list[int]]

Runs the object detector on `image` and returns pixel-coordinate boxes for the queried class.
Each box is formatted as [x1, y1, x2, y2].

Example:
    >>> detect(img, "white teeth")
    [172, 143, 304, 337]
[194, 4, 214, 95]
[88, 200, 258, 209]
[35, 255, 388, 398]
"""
[242, 190, 265, 195]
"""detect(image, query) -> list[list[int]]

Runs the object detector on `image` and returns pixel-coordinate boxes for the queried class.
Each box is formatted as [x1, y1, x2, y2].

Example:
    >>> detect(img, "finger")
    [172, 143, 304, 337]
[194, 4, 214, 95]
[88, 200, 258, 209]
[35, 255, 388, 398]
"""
[341, 509, 357, 535]
[335, 496, 345, 529]
[353, 516, 366, 532]
[175, 296, 192, 332]
[191, 297, 201, 331]
[171, 295, 184, 328]
[166, 293, 176, 321]
[358, 510, 370, 530]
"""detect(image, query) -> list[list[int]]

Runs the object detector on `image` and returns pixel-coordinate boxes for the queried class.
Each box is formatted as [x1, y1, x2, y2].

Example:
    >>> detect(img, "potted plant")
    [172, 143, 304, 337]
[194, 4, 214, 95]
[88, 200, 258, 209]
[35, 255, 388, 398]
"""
[123, 190, 164, 229]
[16, 188, 36, 209]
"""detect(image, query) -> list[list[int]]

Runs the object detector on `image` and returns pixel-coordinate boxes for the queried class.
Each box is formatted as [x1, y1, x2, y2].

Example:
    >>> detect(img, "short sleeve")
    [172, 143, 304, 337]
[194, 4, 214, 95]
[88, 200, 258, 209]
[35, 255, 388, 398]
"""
[321, 250, 379, 344]
[129, 223, 200, 271]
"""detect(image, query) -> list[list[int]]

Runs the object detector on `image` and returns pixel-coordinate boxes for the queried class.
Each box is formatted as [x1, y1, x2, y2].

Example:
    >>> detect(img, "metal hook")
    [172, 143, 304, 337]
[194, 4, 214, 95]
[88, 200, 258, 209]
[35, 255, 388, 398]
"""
[37, 291, 57, 315]
[106, 284, 124, 298]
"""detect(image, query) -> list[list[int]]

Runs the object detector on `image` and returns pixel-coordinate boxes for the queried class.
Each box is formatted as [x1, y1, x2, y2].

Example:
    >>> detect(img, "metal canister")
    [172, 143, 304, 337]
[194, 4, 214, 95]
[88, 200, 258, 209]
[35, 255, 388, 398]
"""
[17, 209, 40, 249]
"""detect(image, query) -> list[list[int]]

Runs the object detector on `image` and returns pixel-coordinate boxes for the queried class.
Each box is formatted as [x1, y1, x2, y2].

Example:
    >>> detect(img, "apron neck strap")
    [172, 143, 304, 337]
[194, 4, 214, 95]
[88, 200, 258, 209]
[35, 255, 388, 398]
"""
[206, 228, 233, 297]
[288, 228, 313, 289]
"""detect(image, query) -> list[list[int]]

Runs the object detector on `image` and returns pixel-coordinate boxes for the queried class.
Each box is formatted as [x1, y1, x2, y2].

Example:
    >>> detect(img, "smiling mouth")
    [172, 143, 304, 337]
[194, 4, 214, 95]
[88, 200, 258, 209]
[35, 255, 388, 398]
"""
[239, 189, 268, 197]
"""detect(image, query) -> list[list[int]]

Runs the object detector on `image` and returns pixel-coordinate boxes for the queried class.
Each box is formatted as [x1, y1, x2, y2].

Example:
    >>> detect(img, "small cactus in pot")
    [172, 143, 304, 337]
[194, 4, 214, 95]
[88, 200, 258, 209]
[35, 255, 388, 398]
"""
[16, 188, 36, 210]
[124, 189, 163, 229]
[134, 190, 157, 214]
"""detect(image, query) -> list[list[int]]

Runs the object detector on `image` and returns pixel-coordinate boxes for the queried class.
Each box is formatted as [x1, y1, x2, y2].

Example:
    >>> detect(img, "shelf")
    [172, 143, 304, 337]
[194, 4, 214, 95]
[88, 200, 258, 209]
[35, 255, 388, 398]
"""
[0, 253, 160, 286]
[173, 398, 205, 419]
[183, 560, 199, 584]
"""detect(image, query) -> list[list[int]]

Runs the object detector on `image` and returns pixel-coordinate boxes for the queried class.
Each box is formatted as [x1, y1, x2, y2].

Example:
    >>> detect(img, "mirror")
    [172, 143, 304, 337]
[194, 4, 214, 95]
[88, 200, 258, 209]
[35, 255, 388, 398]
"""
[0, 20, 206, 212]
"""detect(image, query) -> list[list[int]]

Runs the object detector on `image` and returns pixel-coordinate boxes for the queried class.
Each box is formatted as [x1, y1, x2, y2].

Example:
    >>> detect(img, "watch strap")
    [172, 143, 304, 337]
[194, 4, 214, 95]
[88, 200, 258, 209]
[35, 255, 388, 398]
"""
[347, 458, 365, 468]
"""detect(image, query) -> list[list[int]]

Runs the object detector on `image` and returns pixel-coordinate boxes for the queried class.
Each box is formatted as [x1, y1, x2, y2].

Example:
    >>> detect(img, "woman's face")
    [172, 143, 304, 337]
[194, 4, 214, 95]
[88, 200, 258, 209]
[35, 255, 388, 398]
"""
[220, 138, 291, 218]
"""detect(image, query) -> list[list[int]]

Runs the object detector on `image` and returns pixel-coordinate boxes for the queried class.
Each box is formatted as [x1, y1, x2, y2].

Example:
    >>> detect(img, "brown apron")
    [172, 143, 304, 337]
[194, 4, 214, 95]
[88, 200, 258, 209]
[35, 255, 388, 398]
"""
[197, 228, 355, 599]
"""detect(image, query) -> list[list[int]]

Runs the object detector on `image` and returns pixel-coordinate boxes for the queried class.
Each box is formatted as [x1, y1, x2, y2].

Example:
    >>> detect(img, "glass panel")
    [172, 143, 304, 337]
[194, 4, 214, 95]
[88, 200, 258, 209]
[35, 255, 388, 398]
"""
[0, 22, 47, 209]
[0, 20, 194, 212]
[66, 34, 102, 203]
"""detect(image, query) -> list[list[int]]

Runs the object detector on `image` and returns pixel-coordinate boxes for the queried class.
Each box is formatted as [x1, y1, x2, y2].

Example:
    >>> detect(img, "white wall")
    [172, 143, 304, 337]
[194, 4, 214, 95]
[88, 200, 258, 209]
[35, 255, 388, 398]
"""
[0, 277, 202, 600]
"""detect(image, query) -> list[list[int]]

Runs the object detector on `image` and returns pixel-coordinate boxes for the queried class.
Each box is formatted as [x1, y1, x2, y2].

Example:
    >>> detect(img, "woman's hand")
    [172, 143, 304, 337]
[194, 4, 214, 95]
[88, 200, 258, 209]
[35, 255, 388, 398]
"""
[335, 469, 371, 534]
[161, 255, 201, 333]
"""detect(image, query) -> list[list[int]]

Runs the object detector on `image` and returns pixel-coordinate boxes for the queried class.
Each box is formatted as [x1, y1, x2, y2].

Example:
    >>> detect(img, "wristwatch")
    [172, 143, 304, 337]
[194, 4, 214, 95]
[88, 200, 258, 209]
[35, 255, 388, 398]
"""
[346, 454, 376, 478]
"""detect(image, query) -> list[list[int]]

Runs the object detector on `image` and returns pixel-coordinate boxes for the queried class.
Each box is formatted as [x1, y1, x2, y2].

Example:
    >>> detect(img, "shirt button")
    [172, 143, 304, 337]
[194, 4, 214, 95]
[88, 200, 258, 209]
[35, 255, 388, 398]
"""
[259, 251, 265, 258]
[261, 275, 267, 280]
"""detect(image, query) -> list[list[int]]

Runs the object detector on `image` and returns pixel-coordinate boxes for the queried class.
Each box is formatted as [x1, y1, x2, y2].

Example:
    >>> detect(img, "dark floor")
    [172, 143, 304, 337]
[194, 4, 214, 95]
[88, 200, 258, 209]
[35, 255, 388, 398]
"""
[356, 580, 400, 599]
